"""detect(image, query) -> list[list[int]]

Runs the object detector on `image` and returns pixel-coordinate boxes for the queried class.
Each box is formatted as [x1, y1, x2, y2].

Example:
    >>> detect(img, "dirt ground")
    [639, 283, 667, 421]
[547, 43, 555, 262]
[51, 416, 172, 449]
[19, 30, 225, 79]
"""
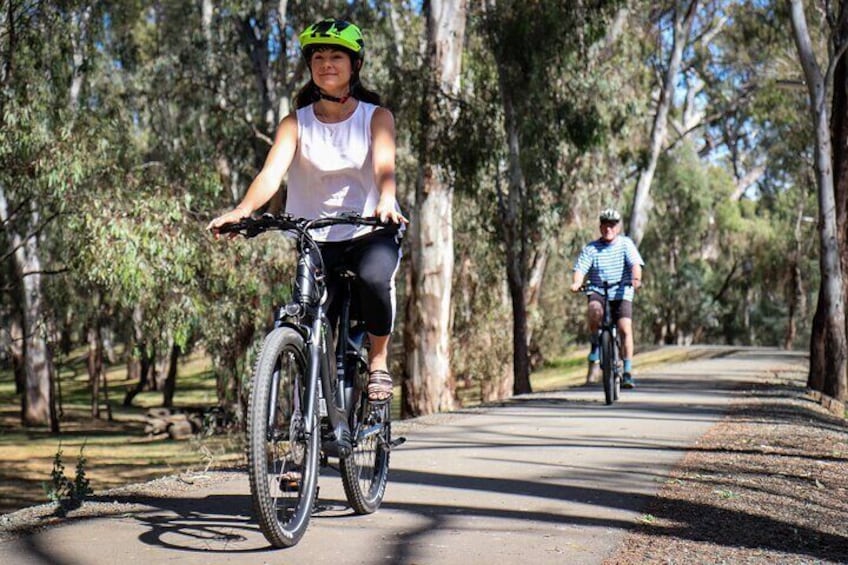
[607, 381, 848, 564]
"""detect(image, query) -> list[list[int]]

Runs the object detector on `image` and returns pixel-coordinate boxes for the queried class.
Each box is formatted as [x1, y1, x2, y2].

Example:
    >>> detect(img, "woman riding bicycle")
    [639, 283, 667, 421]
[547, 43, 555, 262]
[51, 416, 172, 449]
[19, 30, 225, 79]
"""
[570, 209, 643, 388]
[208, 18, 406, 403]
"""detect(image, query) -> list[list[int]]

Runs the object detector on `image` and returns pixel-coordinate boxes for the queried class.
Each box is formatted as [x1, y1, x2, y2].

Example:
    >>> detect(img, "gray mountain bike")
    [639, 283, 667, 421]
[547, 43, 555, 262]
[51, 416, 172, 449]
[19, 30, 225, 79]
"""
[218, 213, 404, 548]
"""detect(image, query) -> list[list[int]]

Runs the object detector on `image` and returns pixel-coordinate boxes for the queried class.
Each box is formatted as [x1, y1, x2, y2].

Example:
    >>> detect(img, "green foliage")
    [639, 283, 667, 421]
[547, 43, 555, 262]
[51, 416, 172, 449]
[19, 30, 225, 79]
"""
[451, 192, 513, 399]
[472, 0, 621, 198]
[0, 0, 829, 428]
[43, 444, 93, 512]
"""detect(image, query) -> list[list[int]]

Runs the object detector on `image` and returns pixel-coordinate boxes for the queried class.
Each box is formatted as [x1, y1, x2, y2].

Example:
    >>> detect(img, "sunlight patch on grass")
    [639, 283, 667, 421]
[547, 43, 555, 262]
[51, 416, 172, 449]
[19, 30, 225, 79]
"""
[0, 349, 245, 514]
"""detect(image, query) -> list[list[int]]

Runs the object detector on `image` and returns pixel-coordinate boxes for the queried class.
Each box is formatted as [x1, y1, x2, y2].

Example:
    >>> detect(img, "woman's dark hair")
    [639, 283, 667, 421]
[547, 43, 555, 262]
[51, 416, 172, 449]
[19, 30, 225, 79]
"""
[294, 46, 381, 109]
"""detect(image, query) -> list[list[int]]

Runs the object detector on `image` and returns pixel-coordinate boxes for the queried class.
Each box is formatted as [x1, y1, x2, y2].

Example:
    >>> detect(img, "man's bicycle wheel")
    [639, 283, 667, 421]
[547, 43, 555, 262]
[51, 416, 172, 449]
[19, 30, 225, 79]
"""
[601, 330, 616, 405]
[247, 327, 319, 547]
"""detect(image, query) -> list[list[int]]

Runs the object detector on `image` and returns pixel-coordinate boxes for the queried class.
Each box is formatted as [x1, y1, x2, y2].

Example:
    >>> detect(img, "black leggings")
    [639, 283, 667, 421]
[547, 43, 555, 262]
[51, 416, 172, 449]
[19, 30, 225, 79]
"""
[318, 229, 403, 337]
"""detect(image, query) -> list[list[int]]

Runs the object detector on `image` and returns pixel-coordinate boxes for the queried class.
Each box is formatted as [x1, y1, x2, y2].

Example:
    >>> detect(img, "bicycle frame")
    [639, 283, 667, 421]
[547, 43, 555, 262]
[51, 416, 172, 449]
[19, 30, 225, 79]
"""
[225, 213, 395, 456]
[220, 212, 399, 547]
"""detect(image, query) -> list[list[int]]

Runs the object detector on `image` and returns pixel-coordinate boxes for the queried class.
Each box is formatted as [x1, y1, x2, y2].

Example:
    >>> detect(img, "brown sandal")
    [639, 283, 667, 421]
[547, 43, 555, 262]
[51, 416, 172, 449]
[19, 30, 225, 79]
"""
[367, 370, 394, 403]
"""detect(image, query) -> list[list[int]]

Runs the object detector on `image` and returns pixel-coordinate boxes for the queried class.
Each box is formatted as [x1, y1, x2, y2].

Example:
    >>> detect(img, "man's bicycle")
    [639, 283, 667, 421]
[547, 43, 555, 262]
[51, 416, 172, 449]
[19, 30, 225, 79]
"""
[594, 280, 623, 406]
[218, 213, 405, 548]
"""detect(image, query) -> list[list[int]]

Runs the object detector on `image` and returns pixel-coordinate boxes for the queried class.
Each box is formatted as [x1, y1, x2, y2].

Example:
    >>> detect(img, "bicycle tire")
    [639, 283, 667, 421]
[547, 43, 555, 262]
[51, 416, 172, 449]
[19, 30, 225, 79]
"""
[339, 361, 391, 514]
[601, 330, 615, 405]
[613, 335, 621, 401]
[247, 327, 319, 547]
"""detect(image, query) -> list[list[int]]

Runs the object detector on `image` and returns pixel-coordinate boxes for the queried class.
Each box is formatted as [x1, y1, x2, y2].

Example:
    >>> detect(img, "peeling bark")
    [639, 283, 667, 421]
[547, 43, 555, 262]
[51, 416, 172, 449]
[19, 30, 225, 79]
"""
[789, 0, 848, 402]
[403, 0, 467, 417]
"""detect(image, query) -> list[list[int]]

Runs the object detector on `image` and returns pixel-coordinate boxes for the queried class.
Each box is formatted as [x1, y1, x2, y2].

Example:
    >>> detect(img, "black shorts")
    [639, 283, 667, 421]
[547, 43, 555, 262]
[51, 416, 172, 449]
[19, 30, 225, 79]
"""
[588, 293, 633, 320]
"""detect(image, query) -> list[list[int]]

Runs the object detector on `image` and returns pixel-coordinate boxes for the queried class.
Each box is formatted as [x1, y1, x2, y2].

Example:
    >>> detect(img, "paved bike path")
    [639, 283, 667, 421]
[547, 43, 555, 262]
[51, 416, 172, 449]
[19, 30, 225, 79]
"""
[1, 348, 806, 565]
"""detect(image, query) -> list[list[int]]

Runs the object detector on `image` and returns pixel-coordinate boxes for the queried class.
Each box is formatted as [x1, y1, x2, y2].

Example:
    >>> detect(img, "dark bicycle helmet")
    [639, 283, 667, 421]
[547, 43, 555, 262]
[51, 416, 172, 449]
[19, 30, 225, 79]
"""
[599, 208, 621, 223]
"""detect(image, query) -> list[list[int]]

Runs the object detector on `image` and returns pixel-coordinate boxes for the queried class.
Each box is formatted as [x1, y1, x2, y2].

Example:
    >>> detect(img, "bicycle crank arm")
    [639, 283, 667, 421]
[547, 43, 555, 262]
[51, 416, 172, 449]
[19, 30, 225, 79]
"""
[356, 424, 383, 442]
[377, 436, 406, 451]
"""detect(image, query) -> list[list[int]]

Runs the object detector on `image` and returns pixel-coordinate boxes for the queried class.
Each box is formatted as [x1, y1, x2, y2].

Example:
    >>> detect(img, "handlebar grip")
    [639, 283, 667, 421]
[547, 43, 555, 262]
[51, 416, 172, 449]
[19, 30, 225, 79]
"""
[215, 221, 244, 235]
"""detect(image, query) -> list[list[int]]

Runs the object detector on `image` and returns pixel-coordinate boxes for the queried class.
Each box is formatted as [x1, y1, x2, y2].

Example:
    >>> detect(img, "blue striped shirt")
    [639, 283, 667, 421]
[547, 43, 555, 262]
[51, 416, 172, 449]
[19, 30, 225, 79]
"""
[574, 236, 644, 301]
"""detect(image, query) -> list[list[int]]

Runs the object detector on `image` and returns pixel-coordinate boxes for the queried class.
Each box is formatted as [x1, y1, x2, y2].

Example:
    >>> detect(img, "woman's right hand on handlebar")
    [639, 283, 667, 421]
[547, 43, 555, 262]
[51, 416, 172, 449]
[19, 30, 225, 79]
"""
[207, 206, 252, 239]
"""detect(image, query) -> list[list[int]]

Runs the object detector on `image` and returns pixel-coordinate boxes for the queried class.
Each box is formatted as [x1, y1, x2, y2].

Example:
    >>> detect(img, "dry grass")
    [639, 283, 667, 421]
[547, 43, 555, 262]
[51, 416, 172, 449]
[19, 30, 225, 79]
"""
[0, 350, 244, 515]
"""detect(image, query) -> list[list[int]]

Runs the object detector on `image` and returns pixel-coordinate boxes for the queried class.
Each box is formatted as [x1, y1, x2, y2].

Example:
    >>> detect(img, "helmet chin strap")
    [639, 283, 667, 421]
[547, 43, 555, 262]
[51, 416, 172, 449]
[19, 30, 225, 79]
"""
[318, 90, 351, 104]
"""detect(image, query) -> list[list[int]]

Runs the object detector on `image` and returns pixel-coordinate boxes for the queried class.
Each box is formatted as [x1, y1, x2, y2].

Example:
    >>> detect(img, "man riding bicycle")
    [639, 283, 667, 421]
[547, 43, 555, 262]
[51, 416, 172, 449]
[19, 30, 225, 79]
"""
[570, 209, 644, 388]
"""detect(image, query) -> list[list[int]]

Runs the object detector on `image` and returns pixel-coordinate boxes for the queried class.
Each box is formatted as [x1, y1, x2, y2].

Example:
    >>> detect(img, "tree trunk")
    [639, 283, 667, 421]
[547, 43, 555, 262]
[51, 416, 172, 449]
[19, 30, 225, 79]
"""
[402, 0, 467, 418]
[524, 246, 549, 370]
[241, 7, 280, 144]
[506, 261, 531, 394]
[162, 343, 180, 408]
[123, 342, 154, 406]
[629, 0, 699, 246]
[784, 202, 807, 349]
[0, 190, 54, 426]
[789, 0, 848, 402]
[68, 5, 92, 112]
[496, 71, 532, 396]
[10, 315, 24, 395]
[87, 324, 103, 419]
[833, 0, 848, 396]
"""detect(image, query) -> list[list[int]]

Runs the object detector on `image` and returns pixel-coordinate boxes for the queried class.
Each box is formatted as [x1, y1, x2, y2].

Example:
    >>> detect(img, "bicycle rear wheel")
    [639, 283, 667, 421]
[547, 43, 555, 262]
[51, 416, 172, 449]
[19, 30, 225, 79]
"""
[601, 330, 615, 405]
[340, 363, 391, 514]
[247, 327, 319, 547]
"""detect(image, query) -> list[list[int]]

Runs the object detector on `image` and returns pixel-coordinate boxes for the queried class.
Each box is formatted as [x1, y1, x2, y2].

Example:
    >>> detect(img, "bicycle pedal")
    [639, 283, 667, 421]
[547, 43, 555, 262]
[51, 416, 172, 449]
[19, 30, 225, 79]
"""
[388, 436, 406, 450]
[279, 471, 302, 491]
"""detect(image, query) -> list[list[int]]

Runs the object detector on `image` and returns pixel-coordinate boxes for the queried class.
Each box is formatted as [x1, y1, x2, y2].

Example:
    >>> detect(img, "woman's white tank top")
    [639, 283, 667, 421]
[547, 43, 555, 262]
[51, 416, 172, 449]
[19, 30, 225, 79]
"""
[287, 101, 385, 242]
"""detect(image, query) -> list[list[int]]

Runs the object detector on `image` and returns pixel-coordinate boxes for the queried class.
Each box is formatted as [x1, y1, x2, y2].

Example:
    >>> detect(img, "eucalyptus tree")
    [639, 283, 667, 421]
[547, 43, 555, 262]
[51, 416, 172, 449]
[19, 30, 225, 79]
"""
[629, 0, 699, 246]
[470, 0, 622, 394]
[0, 0, 108, 428]
[636, 1, 819, 348]
[787, 0, 848, 404]
[638, 140, 787, 345]
[402, 0, 467, 417]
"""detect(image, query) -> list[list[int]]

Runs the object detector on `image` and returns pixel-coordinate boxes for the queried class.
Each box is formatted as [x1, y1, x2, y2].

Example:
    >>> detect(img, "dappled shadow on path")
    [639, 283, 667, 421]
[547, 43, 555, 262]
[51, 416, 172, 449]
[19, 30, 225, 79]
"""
[15, 536, 81, 565]
[13, 348, 838, 563]
[17, 443, 843, 565]
[376, 468, 848, 565]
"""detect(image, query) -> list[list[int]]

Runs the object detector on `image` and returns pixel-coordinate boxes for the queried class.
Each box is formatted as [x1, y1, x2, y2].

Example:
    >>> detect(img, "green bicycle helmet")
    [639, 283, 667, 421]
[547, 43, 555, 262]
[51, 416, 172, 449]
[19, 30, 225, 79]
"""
[299, 19, 365, 58]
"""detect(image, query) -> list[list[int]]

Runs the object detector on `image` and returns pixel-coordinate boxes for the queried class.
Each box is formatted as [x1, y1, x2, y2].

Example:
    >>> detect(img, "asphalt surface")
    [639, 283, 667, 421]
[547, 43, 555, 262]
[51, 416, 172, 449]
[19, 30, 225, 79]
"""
[0, 348, 807, 565]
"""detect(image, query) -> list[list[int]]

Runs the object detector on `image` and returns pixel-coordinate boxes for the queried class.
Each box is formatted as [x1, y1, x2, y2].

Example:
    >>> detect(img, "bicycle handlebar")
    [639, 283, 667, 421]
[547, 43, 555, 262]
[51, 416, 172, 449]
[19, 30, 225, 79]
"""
[579, 279, 625, 293]
[215, 212, 399, 239]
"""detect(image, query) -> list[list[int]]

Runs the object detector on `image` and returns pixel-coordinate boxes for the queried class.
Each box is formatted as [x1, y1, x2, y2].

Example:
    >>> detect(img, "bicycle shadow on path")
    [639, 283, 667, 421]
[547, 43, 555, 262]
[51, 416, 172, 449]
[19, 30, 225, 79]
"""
[7, 348, 828, 564]
[17, 461, 843, 565]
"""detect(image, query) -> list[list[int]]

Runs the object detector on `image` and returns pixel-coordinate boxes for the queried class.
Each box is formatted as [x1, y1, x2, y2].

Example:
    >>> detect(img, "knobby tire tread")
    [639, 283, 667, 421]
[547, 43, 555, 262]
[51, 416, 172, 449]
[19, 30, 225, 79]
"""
[339, 369, 390, 514]
[247, 327, 319, 548]
[601, 330, 615, 405]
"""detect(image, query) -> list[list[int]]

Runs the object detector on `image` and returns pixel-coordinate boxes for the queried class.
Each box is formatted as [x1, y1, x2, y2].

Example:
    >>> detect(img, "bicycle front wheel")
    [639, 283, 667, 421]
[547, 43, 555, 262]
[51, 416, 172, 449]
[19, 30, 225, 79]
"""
[340, 373, 391, 514]
[601, 330, 615, 405]
[247, 327, 319, 548]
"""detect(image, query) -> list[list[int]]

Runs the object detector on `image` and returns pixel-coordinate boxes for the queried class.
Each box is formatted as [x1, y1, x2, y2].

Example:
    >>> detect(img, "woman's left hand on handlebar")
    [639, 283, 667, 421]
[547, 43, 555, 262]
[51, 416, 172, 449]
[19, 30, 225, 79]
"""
[206, 206, 251, 239]
[375, 196, 408, 225]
